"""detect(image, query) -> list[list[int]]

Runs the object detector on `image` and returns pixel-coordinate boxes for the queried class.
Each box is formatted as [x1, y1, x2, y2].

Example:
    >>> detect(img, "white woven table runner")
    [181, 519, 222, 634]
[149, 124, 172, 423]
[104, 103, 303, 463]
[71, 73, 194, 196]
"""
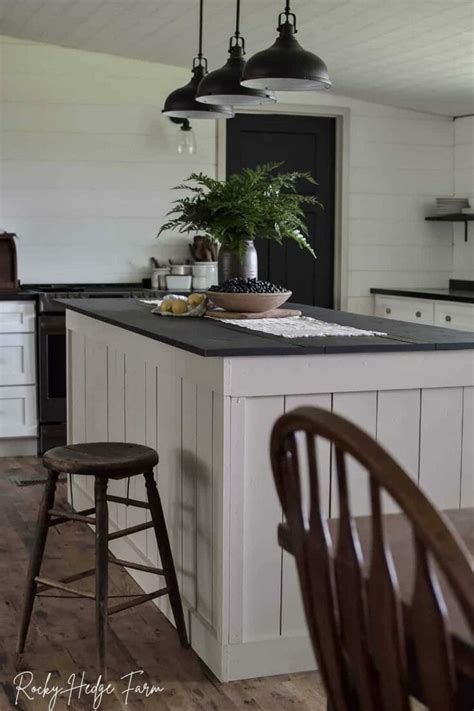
[213, 315, 387, 339]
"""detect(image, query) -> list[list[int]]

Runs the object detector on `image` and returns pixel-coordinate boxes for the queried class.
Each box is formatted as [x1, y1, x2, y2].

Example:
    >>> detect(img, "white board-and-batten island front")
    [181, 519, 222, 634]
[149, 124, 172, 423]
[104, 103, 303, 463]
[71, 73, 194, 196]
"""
[64, 298, 474, 682]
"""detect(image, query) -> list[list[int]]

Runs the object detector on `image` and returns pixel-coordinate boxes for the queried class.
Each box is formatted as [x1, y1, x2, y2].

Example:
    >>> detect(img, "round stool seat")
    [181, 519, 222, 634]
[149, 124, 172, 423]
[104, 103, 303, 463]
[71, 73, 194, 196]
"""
[43, 442, 158, 477]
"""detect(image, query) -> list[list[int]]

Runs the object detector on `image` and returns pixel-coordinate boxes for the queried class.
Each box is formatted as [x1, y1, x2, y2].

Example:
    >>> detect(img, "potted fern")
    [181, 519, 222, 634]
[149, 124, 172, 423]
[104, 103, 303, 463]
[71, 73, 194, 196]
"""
[158, 163, 322, 283]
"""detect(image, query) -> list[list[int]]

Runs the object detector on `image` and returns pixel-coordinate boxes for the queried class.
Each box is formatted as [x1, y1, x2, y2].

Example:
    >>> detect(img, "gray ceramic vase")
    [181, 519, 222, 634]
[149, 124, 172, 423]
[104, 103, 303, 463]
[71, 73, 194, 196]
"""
[217, 240, 258, 284]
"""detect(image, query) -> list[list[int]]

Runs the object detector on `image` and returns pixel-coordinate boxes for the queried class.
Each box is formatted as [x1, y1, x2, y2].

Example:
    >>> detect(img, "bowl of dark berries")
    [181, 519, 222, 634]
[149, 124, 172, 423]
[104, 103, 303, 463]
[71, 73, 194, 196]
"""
[207, 278, 291, 313]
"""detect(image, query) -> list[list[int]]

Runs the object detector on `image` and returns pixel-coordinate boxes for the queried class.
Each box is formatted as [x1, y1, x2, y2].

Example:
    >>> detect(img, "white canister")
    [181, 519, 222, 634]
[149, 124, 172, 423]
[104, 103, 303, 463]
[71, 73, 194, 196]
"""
[191, 262, 217, 289]
[192, 276, 209, 291]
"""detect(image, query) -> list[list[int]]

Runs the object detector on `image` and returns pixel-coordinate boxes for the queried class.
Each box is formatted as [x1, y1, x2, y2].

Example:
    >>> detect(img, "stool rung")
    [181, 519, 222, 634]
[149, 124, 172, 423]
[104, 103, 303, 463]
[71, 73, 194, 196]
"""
[109, 557, 164, 576]
[36, 568, 96, 593]
[108, 521, 154, 541]
[34, 576, 95, 599]
[108, 587, 169, 616]
[106, 495, 150, 510]
[48, 508, 96, 526]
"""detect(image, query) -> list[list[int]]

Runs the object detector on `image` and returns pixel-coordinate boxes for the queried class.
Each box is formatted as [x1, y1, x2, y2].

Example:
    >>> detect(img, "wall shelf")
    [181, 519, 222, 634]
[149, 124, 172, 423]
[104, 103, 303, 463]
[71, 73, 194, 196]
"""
[425, 213, 473, 242]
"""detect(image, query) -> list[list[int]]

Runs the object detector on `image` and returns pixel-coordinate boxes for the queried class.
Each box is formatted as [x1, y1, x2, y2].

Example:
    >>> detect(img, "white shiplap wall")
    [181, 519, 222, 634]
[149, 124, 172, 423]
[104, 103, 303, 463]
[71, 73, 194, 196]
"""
[452, 116, 474, 281]
[0, 36, 454, 308]
[0, 35, 216, 283]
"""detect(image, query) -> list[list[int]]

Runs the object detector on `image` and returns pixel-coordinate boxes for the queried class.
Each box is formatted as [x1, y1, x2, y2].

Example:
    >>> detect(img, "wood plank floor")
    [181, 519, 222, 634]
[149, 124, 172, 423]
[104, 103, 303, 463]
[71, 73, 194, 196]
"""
[0, 456, 326, 710]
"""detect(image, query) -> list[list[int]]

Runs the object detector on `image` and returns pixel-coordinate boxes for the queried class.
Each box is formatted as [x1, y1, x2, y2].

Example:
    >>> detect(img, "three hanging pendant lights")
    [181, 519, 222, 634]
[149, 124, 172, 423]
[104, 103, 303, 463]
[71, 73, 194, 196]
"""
[162, 0, 331, 120]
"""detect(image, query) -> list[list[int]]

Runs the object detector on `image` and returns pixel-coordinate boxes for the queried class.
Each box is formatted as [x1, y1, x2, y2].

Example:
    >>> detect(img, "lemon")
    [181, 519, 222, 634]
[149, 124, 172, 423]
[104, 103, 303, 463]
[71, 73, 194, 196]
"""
[188, 293, 205, 308]
[159, 299, 173, 313]
[171, 299, 188, 315]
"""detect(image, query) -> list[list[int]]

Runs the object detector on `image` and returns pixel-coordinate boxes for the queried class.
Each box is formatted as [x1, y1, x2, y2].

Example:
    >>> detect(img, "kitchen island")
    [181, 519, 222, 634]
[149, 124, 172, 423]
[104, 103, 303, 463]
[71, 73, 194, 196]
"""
[64, 298, 474, 681]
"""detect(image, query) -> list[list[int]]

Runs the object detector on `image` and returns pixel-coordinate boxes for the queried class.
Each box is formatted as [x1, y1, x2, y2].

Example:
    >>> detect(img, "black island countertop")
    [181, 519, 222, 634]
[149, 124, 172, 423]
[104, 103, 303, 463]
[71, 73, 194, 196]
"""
[60, 298, 474, 357]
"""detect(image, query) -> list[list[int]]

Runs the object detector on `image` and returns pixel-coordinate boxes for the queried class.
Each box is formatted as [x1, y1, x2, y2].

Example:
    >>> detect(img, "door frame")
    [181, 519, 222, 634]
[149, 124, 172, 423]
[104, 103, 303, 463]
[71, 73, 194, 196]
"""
[217, 103, 350, 310]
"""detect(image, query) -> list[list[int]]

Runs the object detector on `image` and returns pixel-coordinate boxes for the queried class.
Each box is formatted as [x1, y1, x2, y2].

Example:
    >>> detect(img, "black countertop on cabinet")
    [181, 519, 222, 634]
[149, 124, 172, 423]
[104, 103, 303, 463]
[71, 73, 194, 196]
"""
[61, 298, 474, 357]
[371, 280, 474, 304]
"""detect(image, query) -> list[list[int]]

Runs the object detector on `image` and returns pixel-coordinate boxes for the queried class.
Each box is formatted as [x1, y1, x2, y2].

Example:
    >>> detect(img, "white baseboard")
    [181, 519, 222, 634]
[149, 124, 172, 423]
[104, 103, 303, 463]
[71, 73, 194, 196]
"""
[0, 437, 37, 457]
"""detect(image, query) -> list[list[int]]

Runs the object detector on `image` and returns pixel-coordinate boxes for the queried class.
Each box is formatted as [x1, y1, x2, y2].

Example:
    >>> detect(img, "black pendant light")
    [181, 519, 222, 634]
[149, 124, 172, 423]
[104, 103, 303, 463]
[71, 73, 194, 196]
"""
[241, 1, 331, 92]
[162, 0, 234, 119]
[196, 0, 275, 107]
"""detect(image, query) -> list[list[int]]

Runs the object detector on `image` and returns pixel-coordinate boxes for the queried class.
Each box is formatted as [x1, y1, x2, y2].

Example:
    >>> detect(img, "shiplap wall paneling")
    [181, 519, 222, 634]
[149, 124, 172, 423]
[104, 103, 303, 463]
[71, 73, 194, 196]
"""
[281, 393, 332, 638]
[331, 391, 377, 516]
[2, 37, 456, 305]
[419, 387, 463, 509]
[461, 387, 474, 507]
[242, 396, 285, 642]
[83, 338, 108, 504]
[228, 396, 246, 645]
[211, 392, 227, 639]
[376, 389, 421, 514]
[155, 370, 182, 620]
[67, 328, 85, 502]
[195, 385, 214, 628]
[123, 353, 148, 553]
[106, 348, 126, 528]
[181, 380, 198, 612]
[145, 362, 158, 566]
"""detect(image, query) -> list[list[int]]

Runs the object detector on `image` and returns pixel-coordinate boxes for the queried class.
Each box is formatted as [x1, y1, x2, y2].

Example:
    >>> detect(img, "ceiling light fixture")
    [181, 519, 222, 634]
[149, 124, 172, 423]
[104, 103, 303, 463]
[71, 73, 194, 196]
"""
[196, 0, 275, 107]
[162, 0, 234, 120]
[241, 0, 331, 92]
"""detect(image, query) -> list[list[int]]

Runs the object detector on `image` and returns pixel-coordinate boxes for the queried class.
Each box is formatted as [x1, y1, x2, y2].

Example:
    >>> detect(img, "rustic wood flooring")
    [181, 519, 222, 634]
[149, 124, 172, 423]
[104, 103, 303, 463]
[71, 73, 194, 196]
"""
[0, 456, 326, 710]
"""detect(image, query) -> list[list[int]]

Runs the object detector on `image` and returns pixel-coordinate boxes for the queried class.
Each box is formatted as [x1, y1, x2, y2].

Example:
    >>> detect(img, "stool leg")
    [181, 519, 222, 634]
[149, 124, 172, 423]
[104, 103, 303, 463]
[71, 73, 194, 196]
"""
[95, 477, 109, 679]
[17, 470, 59, 654]
[144, 470, 189, 648]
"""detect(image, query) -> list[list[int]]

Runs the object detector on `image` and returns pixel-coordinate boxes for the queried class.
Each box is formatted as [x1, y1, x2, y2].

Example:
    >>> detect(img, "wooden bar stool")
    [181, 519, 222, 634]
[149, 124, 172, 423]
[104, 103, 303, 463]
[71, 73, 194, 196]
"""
[16, 442, 189, 677]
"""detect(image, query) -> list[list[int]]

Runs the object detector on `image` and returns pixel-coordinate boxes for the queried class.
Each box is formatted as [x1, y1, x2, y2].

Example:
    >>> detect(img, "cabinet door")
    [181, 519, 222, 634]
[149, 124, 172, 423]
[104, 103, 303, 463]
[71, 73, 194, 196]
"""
[434, 302, 474, 331]
[0, 333, 36, 385]
[0, 301, 35, 333]
[374, 296, 434, 325]
[0, 385, 37, 437]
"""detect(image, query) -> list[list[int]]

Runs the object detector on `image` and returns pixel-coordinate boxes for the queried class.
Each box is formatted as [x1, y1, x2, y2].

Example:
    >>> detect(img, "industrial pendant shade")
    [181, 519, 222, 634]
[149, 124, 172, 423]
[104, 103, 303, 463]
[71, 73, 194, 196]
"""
[197, 0, 275, 107]
[162, 0, 234, 119]
[241, 0, 331, 92]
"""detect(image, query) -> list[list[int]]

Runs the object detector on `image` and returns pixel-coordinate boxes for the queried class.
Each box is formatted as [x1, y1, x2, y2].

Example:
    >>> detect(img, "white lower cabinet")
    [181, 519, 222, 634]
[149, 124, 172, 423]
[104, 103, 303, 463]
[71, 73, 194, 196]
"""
[434, 302, 474, 331]
[375, 295, 474, 331]
[0, 333, 36, 385]
[0, 385, 37, 438]
[374, 296, 435, 325]
[0, 300, 38, 444]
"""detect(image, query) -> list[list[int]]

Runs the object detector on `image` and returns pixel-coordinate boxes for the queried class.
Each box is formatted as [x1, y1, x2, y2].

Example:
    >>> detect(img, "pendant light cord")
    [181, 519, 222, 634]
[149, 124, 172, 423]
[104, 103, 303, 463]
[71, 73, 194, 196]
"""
[194, 0, 207, 70]
[229, 0, 245, 52]
[235, 0, 241, 37]
[198, 0, 203, 60]
[279, 0, 297, 32]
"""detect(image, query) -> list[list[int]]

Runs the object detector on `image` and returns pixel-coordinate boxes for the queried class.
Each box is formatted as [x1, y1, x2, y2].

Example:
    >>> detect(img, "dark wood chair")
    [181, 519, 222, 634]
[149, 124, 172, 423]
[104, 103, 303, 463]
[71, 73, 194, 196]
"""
[17, 442, 189, 678]
[270, 406, 474, 711]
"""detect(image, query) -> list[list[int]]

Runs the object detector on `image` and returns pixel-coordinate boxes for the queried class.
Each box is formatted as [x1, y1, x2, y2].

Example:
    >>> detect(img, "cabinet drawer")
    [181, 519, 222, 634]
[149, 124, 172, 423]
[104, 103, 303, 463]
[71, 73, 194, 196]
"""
[0, 385, 37, 438]
[434, 302, 474, 331]
[374, 296, 434, 325]
[0, 333, 36, 385]
[0, 301, 35, 333]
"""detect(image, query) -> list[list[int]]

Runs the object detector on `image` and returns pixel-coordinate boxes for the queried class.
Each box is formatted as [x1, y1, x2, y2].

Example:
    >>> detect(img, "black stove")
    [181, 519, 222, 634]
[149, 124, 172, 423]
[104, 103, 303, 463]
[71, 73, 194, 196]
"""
[25, 283, 163, 452]
[22, 283, 163, 313]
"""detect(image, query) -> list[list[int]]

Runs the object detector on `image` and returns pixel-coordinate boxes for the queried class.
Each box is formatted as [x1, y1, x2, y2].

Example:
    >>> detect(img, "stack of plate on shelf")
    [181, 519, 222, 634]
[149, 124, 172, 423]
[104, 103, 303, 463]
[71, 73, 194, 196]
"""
[436, 197, 470, 215]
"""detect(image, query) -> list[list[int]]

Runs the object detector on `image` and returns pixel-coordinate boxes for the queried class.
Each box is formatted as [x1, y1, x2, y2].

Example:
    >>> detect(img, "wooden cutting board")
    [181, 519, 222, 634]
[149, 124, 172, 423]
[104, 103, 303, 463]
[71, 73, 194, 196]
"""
[206, 308, 301, 320]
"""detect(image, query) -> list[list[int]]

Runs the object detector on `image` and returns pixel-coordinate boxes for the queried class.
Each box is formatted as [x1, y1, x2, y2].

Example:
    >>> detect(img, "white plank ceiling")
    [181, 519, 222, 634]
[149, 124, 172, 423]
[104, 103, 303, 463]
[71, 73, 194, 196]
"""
[0, 0, 472, 116]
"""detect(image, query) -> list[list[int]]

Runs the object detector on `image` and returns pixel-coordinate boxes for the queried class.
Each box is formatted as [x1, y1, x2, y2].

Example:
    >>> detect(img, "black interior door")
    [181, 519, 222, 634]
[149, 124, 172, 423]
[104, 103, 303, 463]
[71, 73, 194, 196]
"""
[226, 113, 336, 307]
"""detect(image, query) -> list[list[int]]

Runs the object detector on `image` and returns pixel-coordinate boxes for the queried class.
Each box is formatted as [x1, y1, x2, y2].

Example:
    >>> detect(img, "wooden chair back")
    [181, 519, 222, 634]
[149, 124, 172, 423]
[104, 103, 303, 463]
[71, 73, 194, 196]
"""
[270, 406, 474, 711]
